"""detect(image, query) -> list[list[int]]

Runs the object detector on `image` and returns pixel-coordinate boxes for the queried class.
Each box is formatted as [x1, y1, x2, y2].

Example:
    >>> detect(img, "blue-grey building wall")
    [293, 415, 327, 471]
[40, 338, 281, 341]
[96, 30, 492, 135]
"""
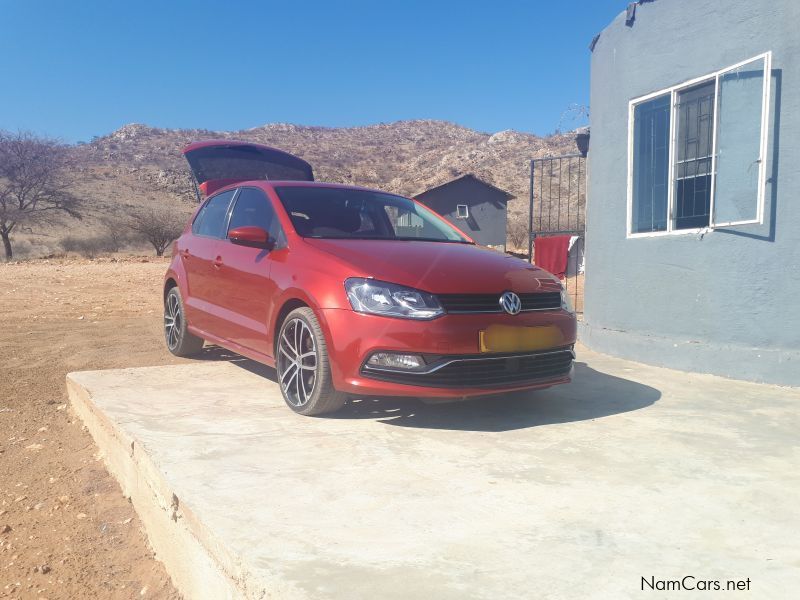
[581, 0, 800, 385]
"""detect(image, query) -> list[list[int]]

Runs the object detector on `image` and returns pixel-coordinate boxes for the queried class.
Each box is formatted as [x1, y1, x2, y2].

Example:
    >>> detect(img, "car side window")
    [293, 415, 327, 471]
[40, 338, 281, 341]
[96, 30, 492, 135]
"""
[192, 190, 236, 238]
[227, 187, 285, 247]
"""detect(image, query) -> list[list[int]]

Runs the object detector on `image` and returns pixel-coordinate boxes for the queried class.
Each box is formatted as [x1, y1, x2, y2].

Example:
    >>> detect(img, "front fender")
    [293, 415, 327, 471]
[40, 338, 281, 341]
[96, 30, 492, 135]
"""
[270, 285, 347, 382]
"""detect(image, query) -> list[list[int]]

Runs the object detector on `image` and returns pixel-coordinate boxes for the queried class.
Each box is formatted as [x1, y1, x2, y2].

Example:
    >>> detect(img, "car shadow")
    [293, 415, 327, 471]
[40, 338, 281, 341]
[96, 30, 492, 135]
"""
[335, 362, 660, 432]
[193, 344, 281, 377]
[195, 347, 661, 433]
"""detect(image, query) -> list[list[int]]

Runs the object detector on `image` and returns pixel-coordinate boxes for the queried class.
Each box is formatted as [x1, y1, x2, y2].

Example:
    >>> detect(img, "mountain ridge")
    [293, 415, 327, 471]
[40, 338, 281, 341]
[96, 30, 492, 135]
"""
[75, 119, 577, 200]
[16, 120, 580, 256]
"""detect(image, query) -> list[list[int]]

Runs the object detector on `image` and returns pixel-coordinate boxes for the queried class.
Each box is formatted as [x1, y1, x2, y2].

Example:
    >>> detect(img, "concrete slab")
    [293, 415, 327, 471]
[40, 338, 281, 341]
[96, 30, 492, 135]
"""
[67, 346, 800, 599]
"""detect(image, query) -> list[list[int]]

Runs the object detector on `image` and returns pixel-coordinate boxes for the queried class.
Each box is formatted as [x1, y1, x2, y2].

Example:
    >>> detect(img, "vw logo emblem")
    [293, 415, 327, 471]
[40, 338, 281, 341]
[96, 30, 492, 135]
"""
[499, 291, 522, 315]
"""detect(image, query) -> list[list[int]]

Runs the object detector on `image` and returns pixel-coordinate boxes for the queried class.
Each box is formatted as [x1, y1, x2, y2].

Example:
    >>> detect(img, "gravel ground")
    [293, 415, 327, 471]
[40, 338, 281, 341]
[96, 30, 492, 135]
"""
[0, 257, 184, 599]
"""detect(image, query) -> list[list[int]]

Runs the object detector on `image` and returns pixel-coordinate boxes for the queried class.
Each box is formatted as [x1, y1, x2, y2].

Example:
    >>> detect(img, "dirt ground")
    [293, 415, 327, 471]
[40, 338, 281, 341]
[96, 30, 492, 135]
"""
[0, 257, 185, 599]
[0, 255, 583, 599]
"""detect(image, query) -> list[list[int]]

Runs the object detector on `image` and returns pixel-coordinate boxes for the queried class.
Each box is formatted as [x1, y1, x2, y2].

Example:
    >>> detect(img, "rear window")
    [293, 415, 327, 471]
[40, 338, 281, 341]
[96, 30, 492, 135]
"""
[186, 146, 313, 183]
[192, 190, 236, 238]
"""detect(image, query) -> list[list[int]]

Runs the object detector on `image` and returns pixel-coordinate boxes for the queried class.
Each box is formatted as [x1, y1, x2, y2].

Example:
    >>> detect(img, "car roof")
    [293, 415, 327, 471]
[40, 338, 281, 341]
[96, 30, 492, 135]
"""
[231, 179, 408, 197]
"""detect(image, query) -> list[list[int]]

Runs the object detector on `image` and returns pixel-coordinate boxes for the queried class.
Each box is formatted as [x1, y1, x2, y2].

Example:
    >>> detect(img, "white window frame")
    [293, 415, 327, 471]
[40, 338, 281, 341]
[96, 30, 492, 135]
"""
[626, 51, 771, 238]
[456, 204, 469, 219]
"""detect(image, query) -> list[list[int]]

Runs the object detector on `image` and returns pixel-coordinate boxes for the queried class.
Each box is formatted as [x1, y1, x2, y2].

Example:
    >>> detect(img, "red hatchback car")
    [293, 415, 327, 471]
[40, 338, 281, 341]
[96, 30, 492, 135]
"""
[164, 141, 577, 415]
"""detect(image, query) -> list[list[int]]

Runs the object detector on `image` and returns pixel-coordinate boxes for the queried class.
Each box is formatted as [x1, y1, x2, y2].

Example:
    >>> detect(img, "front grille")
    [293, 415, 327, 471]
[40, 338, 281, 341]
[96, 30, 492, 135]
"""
[437, 292, 561, 313]
[361, 348, 574, 388]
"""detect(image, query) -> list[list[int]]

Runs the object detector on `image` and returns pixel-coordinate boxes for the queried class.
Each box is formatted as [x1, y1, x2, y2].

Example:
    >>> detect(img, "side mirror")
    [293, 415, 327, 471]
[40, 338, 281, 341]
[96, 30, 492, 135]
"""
[229, 226, 272, 249]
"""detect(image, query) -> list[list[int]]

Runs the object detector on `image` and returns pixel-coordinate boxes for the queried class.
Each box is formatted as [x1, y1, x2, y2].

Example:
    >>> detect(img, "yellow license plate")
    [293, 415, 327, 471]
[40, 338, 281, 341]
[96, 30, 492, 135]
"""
[479, 325, 563, 353]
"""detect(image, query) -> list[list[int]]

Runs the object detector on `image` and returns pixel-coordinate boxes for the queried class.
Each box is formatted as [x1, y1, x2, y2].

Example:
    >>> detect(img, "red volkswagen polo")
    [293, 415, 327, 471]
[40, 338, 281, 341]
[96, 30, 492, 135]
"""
[164, 141, 577, 415]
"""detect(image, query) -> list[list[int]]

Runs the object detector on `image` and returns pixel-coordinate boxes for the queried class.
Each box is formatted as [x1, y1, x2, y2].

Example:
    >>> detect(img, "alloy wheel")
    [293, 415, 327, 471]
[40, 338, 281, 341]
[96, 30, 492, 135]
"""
[277, 318, 318, 407]
[164, 292, 181, 351]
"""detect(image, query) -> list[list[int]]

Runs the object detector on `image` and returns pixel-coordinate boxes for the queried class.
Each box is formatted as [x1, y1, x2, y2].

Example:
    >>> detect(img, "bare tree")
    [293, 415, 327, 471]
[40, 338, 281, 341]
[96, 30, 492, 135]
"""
[128, 206, 187, 256]
[507, 213, 529, 251]
[0, 131, 81, 260]
[556, 104, 590, 134]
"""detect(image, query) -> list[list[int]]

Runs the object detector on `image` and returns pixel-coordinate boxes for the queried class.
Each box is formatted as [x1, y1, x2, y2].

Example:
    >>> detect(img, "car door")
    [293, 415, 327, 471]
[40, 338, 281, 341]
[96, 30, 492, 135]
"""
[181, 189, 237, 336]
[214, 187, 284, 356]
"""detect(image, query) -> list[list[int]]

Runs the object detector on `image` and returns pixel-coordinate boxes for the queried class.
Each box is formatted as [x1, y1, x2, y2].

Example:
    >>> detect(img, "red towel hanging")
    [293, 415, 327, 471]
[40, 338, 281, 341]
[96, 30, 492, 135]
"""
[533, 235, 571, 279]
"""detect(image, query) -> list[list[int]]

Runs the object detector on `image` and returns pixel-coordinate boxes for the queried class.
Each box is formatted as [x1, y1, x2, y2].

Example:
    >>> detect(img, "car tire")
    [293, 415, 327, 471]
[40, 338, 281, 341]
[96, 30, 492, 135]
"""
[164, 287, 204, 357]
[276, 307, 347, 416]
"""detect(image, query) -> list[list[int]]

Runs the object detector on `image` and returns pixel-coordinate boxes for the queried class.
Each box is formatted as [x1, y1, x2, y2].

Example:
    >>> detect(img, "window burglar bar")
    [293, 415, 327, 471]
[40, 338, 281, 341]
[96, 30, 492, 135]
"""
[673, 81, 715, 229]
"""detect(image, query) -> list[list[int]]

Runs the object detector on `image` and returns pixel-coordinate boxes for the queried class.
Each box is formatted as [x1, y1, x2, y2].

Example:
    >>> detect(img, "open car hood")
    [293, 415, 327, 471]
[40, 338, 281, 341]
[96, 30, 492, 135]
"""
[183, 140, 314, 196]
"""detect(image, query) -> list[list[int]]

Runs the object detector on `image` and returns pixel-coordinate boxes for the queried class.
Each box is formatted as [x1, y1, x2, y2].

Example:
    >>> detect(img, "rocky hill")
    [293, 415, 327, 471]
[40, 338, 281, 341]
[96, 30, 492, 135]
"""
[19, 120, 579, 257]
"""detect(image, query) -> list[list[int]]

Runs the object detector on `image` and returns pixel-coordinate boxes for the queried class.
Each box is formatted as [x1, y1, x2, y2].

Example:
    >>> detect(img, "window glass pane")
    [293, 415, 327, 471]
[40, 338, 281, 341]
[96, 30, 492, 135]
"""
[228, 188, 273, 231]
[275, 187, 468, 242]
[185, 145, 313, 183]
[393, 206, 425, 233]
[194, 190, 235, 238]
[673, 80, 715, 230]
[631, 95, 670, 233]
[713, 57, 765, 224]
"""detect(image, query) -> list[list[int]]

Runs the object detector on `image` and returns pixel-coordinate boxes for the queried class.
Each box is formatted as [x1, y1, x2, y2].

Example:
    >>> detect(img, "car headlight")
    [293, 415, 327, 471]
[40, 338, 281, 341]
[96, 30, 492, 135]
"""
[560, 286, 575, 314]
[345, 278, 443, 320]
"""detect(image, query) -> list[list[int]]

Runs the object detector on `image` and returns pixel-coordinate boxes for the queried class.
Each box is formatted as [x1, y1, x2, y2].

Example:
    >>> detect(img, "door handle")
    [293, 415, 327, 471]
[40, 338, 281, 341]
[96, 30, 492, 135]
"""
[212, 256, 223, 269]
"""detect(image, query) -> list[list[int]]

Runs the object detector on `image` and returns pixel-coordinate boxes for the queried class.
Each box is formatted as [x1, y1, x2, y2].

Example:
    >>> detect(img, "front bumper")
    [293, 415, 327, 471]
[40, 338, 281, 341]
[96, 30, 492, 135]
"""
[361, 347, 575, 388]
[320, 307, 577, 398]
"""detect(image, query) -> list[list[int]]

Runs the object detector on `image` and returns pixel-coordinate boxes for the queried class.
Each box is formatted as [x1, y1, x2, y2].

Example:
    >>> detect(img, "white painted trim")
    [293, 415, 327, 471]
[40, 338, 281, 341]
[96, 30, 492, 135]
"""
[710, 52, 772, 228]
[626, 100, 635, 237]
[666, 88, 677, 232]
[627, 227, 705, 239]
[758, 51, 772, 223]
[707, 75, 720, 228]
[626, 52, 772, 239]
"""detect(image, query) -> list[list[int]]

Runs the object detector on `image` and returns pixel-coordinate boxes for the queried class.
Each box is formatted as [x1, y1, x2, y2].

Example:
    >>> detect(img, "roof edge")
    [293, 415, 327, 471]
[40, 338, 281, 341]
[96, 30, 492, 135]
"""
[414, 173, 514, 200]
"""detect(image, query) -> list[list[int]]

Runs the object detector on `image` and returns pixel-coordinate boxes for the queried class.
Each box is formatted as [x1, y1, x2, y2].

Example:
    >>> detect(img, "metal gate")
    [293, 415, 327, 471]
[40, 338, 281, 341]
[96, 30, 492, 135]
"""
[527, 154, 586, 314]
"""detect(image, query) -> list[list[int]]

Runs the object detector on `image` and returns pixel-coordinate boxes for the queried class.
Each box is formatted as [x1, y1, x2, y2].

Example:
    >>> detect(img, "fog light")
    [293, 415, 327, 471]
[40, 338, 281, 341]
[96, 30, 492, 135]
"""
[366, 352, 425, 370]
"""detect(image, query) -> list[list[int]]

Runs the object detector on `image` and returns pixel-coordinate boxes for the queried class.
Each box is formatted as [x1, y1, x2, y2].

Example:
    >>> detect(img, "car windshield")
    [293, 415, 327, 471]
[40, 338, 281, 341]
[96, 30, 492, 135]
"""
[275, 186, 471, 243]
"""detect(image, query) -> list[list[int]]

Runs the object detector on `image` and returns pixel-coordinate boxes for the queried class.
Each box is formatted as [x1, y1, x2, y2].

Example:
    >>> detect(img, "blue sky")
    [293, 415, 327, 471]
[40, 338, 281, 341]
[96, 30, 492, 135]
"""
[0, 1, 623, 143]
